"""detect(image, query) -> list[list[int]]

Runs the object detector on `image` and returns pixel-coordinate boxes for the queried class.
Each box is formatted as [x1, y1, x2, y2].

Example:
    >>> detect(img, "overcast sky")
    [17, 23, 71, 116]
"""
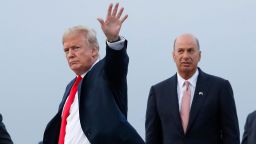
[0, 0, 256, 143]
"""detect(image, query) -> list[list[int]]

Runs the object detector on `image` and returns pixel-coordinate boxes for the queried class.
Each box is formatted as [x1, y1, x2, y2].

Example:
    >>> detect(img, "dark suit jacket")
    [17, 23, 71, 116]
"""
[241, 111, 256, 144]
[0, 114, 13, 144]
[43, 41, 145, 144]
[146, 68, 240, 144]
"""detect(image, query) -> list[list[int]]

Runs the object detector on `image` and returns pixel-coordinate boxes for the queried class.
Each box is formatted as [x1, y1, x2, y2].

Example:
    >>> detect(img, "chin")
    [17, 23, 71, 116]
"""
[70, 66, 80, 73]
[181, 66, 191, 70]
[181, 67, 193, 73]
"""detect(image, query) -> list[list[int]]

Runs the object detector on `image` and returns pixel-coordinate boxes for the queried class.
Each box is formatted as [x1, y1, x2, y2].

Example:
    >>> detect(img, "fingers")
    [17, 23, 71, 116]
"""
[112, 3, 119, 16]
[107, 3, 113, 17]
[121, 14, 128, 24]
[116, 7, 124, 19]
[104, 3, 128, 23]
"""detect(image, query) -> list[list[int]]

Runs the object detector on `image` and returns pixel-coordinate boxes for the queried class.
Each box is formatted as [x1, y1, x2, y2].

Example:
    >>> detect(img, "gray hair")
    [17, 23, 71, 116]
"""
[62, 25, 99, 50]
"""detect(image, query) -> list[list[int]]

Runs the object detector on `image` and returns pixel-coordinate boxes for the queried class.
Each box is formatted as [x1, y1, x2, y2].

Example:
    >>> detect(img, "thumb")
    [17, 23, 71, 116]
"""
[97, 18, 104, 26]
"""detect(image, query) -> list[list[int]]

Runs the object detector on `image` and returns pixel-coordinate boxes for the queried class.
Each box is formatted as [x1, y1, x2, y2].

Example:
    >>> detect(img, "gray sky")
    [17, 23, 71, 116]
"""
[0, 0, 256, 143]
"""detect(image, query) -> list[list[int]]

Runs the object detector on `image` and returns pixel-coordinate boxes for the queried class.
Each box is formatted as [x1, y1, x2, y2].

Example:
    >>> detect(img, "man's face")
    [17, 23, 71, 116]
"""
[172, 35, 201, 79]
[63, 33, 97, 75]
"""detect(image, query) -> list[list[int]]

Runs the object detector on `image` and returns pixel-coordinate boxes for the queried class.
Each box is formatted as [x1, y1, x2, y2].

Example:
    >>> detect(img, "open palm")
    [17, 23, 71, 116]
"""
[98, 3, 128, 42]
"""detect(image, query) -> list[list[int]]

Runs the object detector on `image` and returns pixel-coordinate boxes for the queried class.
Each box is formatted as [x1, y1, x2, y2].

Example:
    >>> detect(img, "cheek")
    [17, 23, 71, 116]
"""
[65, 55, 68, 60]
[176, 57, 182, 62]
[174, 58, 181, 65]
[193, 56, 200, 62]
[173, 55, 177, 61]
[79, 53, 93, 64]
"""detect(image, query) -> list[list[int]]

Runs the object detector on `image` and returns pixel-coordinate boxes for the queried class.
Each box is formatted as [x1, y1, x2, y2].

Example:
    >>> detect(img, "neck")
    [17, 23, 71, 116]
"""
[179, 69, 197, 80]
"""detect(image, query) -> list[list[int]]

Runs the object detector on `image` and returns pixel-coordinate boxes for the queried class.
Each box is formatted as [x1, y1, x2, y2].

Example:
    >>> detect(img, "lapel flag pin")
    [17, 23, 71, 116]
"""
[199, 92, 203, 96]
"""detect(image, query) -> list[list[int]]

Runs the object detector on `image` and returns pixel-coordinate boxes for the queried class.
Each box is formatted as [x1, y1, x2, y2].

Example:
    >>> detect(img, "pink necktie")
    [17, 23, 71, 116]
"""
[58, 75, 82, 144]
[180, 80, 191, 133]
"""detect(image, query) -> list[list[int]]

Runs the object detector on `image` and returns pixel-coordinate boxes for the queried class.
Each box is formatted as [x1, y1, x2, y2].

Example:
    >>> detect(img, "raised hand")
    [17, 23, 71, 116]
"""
[97, 3, 128, 42]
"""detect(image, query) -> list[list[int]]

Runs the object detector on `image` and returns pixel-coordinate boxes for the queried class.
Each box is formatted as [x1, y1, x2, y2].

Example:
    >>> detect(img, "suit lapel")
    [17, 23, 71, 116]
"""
[168, 75, 184, 132]
[77, 78, 83, 102]
[77, 60, 100, 103]
[78, 74, 88, 103]
[187, 69, 209, 131]
[58, 78, 76, 112]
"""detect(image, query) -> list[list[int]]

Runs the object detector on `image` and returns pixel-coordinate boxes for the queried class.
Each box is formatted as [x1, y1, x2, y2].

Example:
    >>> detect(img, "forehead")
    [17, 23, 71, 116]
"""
[63, 34, 87, 47]
[174, 35, 198, 50]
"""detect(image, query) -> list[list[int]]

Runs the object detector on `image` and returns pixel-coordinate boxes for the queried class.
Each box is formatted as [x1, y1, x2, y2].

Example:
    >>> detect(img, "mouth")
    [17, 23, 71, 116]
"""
[181, 62, 191, 66]
[69, 61, 78, 66]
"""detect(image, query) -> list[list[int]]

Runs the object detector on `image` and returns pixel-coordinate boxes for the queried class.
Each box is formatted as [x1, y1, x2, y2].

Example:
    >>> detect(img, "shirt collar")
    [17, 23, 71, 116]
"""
[177, 68, 199, 88]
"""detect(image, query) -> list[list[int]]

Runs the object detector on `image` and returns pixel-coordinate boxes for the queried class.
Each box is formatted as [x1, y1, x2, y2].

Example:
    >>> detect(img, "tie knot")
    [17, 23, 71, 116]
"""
[74, 75, 82, 85]
[184, 81, 190, 89]
[77, 75, 82, 81]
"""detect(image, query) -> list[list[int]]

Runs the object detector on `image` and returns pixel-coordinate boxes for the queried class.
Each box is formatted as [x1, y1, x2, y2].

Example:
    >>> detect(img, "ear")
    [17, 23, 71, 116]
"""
[172, 51, 176, 61]
[198, 50, 201, 61]
[91, 47, 99, 59]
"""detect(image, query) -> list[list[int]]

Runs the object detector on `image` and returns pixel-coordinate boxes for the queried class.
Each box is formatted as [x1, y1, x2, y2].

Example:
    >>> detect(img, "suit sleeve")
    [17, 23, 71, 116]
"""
[105, 40, 128, 84]
[219, 80, 240, 144]
[0, 114, 13, 144]
[145, 86, 163, 144]
[241, 113, 251, 144]
[104, 40, 129, 117]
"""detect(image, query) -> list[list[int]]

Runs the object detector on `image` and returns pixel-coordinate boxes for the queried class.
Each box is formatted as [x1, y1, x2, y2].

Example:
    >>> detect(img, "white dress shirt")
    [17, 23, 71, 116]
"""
[177, 69, 199, 111]
[63, 37, 126, 144]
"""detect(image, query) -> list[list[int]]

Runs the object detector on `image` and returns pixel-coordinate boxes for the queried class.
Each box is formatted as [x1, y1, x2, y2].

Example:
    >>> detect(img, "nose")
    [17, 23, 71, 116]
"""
[67, 49, 75, 58]
[182, 51, 190, 59]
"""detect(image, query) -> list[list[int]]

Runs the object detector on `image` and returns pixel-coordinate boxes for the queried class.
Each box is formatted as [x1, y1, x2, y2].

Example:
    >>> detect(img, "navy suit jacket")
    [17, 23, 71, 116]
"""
[241, 111, 256, 144]
[0, 114, 13, 144]
[145, 68, 240, 144]
[43, 40, 145, 144]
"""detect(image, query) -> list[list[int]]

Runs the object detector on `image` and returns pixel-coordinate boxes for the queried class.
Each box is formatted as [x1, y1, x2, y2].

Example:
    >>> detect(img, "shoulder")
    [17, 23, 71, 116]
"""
[85, 59, 105, 78]
[244, 110, 256, 129]
[247, 110, 256, 121]
[0, 113, 2, 122]
[199, 69, 230, 85]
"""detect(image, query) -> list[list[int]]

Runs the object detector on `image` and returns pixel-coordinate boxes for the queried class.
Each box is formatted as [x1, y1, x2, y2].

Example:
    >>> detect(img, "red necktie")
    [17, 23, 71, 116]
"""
[180, 80, 191, 133]
[58, 75, 82, 144]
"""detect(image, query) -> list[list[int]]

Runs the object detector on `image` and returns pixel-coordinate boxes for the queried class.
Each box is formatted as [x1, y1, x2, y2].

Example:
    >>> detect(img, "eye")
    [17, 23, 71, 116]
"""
[177, 49, 184, 54]
[73, 46, 80, 51]
[64, 48, 69, 54]
[188, 49, 195, 53]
